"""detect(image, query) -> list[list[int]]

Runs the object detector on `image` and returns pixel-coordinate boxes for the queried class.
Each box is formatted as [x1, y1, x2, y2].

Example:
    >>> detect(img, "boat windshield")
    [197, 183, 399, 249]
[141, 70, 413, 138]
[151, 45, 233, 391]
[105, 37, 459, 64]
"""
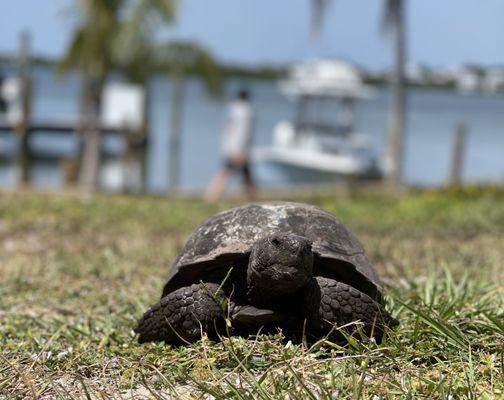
[294, 95, 356, 136]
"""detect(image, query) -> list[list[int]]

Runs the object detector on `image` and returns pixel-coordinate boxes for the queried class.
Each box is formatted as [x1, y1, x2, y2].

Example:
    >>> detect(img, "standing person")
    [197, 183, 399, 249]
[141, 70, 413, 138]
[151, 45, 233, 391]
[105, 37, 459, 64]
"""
[204, 89, 256, 202]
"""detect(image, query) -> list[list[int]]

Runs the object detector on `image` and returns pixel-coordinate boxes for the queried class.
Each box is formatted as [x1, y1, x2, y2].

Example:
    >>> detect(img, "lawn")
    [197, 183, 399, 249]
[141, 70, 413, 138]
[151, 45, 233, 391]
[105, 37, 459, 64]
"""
[0, 187, 503, 399]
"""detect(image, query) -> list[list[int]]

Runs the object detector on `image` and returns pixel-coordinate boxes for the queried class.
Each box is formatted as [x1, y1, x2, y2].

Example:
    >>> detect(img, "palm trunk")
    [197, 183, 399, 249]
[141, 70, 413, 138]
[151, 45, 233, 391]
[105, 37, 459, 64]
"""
[79, 75, 104, 192]
[139, 80, 150, 192]
[388, 0, 407, 188]
[168, 73, 185, 192]
[18, 31, 32, 185]
[138, 78, 152, 193]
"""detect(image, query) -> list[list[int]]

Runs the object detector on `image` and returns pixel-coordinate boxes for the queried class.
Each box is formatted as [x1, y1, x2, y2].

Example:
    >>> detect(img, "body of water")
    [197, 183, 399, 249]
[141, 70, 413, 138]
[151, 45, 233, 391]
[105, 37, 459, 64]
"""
[1, 66, 503, 192]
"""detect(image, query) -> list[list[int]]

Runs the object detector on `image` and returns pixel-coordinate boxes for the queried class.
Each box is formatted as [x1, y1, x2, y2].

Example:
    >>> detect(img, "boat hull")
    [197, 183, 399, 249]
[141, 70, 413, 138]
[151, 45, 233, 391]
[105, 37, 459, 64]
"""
[252, 147, 384, 182]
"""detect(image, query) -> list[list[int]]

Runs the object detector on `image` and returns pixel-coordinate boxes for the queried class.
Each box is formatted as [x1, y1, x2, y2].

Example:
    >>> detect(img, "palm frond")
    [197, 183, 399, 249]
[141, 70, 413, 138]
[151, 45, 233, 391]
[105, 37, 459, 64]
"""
[58, 28, 88, 74]
[114, 0, 177, 65]
[59, 1, 219, 96]
[153, 41, 222, 97]
[59, 0, 122, 77]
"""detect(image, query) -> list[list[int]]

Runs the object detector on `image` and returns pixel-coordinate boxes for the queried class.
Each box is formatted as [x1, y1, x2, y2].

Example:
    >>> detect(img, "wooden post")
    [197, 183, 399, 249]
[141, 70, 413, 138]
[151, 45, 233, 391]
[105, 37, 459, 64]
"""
[18, 31, 32, 184]
[78, 76, 104, 192]
[450, 123, 467, 186]
[61, 158, 79, 186]
[387, 0, 407, 189]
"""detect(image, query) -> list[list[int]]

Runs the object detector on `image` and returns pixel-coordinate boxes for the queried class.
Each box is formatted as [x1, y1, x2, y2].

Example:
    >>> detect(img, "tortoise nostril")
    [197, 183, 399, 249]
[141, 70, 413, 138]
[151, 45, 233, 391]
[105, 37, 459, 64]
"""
[271, 237, 281, 247]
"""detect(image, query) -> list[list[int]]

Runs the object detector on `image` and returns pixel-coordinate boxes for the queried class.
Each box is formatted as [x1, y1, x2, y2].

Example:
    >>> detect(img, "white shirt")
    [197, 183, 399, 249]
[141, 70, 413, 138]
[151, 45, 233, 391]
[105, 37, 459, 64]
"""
[221, 99, 254, 158]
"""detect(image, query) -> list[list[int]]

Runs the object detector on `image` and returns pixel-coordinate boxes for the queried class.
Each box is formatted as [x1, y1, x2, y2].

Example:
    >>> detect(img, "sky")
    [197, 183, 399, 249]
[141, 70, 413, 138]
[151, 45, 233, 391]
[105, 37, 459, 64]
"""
[1, 0, 504, 70]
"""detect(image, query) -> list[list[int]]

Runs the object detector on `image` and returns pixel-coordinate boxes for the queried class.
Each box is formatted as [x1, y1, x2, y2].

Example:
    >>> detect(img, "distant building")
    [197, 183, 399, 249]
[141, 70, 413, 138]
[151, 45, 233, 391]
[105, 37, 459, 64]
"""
[482, 67, 504, 93]
[455, 66, 483, 93]
[428, 66, 457, 87]
[405, 63, 430, 85]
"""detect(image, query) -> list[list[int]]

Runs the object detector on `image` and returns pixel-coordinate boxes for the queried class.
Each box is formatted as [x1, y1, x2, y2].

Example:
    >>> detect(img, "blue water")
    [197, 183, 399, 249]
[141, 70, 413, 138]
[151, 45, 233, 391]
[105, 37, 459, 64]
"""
[1, 65, 503, 192]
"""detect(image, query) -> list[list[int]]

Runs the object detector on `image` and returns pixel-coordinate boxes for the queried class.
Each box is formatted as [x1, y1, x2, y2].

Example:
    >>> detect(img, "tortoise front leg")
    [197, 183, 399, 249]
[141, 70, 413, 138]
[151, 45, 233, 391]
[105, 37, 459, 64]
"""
[303, 277, 397, 343]
[136, 282, 226, 344]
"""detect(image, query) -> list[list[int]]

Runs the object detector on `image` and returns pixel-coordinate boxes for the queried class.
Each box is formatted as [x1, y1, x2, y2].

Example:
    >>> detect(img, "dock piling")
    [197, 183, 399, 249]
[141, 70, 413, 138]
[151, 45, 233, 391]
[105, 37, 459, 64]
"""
[450, 122, 468, 186]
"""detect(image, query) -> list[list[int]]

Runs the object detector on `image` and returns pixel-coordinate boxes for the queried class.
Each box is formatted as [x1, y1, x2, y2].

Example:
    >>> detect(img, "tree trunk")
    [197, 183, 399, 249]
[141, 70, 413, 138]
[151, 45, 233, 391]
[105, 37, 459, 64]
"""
[139, 80, 150, 192]
[387, 0, 407, 188]
[79, 75, 104, 192]
[168, 74, 185, 192]
[18, 31, 32, 185]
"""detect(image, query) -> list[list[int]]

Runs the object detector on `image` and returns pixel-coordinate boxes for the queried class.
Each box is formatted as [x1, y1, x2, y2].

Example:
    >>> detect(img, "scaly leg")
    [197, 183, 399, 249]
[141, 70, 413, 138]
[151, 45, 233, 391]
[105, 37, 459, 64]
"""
[136, 282, 226, 344]
[303, 277, 397, 342]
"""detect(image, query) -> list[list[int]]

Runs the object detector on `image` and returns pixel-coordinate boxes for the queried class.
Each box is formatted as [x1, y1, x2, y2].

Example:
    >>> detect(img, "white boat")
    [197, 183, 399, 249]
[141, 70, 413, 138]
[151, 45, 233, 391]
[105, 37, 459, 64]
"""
[253, 59, 385, 180]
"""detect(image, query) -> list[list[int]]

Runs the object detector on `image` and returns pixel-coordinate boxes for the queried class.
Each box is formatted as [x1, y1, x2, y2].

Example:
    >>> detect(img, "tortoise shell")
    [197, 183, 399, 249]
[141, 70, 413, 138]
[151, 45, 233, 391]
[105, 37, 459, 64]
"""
[162, 202, 381, 300]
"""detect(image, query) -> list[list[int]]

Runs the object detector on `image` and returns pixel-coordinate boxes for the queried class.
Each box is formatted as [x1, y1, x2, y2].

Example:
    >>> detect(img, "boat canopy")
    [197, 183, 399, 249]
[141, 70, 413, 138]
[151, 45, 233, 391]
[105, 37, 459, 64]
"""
[280, 59, 373, 99]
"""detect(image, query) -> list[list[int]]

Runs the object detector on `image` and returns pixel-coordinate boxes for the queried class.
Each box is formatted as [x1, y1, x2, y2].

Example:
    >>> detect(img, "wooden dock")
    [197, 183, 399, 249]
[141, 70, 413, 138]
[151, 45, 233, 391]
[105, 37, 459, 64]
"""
[0, 120, 126, 136]
[0, 31, 148, 192]
[0, 119, 147, 191]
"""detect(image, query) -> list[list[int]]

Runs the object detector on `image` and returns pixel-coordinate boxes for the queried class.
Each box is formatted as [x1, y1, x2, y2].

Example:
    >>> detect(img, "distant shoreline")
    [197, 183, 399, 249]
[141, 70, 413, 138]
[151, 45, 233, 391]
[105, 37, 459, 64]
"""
[0, 53, 458, 90]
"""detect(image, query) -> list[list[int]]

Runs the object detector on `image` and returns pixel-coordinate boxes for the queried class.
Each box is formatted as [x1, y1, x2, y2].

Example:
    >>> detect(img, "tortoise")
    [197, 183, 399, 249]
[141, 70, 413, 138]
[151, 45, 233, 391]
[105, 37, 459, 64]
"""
[136, 202, 397, 344]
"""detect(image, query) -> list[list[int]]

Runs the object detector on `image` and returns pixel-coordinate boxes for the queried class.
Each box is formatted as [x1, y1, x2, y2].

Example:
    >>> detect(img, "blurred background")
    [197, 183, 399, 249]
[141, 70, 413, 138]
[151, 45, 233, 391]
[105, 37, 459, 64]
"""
[0, 0, 503, 196]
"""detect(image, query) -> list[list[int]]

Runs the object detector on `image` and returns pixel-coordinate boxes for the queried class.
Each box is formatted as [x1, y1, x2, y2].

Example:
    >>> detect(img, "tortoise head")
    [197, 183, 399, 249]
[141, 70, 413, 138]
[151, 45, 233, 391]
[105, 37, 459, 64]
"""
[247, 233, 313, 301]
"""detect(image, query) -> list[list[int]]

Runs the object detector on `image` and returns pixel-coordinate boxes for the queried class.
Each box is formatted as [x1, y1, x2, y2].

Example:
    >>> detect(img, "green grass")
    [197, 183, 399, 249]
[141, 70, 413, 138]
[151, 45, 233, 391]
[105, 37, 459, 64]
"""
[0, 187, 503, 399]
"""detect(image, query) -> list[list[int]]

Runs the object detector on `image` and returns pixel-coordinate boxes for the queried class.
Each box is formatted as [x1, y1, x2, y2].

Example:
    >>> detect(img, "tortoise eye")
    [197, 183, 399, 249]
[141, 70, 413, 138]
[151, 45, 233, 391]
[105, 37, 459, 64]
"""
[271, 237, 281, 247]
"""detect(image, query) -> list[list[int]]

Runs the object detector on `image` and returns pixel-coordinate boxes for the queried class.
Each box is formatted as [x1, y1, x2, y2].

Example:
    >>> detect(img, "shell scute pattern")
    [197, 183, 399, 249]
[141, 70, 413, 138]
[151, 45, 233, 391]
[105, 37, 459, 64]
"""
[165, 202, 381, 299]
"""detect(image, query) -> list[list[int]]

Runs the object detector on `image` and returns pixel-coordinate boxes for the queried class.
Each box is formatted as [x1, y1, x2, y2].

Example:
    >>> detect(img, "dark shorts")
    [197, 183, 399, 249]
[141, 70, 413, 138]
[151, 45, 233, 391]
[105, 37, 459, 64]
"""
[224, 159, 253, 181]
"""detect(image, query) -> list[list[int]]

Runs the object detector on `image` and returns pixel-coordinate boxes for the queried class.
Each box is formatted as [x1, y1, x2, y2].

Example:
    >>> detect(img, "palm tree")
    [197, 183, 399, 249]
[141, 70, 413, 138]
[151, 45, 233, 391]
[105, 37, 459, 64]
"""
[310, 0, 407, 188]
[117, 36, 221, 192]
[60, 0, 176, 192]
[60, 0, 120, 191]
[113, 4, 177, 193]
